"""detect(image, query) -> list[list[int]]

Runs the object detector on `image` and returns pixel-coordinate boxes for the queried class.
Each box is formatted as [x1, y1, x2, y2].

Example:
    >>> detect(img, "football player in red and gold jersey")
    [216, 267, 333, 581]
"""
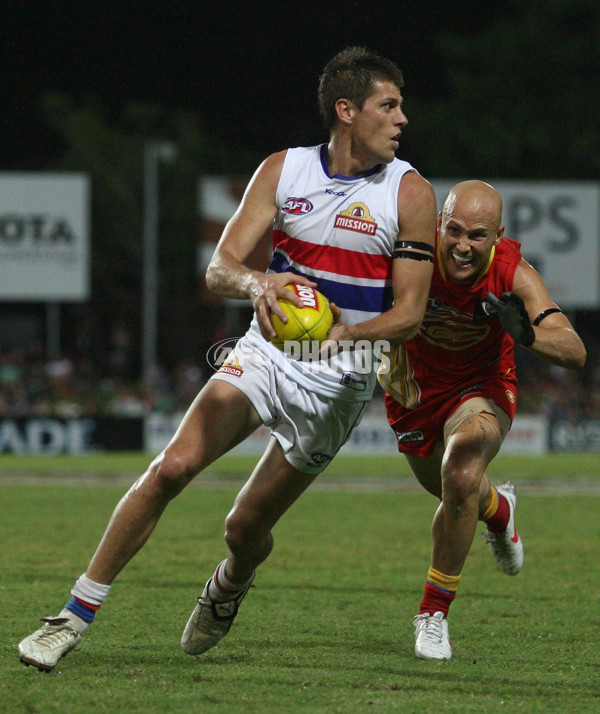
[379, 179, 586, 660]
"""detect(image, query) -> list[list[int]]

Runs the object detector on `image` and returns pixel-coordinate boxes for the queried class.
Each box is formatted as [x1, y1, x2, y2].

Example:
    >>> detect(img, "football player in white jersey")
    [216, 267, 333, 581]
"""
[18, 46, 437, 671]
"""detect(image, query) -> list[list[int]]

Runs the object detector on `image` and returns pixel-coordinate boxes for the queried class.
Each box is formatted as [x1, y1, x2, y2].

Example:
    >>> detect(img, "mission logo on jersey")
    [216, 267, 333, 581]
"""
[334, 202, 378, 235]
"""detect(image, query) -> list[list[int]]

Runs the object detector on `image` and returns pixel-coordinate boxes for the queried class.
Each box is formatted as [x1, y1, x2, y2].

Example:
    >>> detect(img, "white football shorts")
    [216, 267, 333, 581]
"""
[210, 336, 368, 474]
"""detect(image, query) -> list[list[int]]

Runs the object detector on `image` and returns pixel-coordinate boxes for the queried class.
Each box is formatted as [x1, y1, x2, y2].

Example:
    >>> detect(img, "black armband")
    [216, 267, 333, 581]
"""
[392, 240, 434, 263]
[392, 251, 434, 262]
[533, 308, 562, 326]
[393, 240, 434, 253]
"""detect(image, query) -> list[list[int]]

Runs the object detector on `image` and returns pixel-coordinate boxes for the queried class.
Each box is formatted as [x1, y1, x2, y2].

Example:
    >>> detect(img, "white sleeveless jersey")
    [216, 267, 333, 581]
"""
[246, 144, 416, 401]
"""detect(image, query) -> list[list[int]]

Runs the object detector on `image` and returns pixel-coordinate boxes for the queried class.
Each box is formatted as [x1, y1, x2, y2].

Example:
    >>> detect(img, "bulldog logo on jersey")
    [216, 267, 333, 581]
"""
[334, 202, 377, 236]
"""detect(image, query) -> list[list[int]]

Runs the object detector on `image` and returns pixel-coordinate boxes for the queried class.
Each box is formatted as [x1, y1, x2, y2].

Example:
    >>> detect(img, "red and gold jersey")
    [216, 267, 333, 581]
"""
[379, 235, 521, 455]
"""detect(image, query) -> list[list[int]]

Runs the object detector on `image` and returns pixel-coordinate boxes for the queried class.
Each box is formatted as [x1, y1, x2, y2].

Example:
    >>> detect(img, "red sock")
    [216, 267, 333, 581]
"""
[419, 580, 456, 617]
[486, 491, 510, 532]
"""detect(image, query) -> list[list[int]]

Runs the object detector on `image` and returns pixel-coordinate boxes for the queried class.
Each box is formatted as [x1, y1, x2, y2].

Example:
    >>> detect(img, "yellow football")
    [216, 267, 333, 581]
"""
[270, 284, 333, 350]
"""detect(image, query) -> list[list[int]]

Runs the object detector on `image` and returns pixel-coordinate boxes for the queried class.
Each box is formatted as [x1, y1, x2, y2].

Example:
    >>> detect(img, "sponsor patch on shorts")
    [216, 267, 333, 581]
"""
[309, 453, 333, 467]
[340, 372, 367, 391]
[394, 429, 425, 444]
[458, 383, 483, 399]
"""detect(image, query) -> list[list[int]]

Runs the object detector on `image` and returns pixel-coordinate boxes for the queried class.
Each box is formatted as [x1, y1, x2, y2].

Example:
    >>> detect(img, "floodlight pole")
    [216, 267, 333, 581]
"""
[141, 141, 177, 378]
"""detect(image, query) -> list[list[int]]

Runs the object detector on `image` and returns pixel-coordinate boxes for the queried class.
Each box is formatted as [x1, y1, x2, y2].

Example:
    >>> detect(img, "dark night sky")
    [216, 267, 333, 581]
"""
[1, 1, 503, 167]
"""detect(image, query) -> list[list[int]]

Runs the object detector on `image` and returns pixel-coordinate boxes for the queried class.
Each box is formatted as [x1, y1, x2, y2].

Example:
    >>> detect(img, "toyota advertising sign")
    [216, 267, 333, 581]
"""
[0, 173, 90, 301]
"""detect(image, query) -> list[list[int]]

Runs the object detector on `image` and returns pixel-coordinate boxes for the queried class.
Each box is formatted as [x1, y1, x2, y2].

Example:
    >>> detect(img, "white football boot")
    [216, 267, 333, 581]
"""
[181, 574, 254, 655]
[413, 611, 452, 660]
[484, 481, 524, 575]
[19, 617, 82, 671]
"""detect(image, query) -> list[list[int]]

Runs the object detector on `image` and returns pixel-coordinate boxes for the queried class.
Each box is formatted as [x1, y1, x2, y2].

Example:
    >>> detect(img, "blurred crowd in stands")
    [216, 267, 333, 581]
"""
[1, 315, 598, 422]
[0, 318, 204, 419]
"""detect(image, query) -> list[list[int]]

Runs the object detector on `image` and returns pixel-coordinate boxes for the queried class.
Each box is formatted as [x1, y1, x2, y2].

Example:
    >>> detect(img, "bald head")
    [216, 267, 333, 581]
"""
[443, 180, 503, 229]
[438, 180, 505, 284]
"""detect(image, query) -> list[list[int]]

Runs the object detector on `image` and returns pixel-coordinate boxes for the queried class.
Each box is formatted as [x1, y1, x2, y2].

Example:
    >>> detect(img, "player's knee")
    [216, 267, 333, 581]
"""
[224, 509, 254, 551]
[441, 457, 480, 503]
[224, 508, 270, 555]
[149, 449, 198, 497]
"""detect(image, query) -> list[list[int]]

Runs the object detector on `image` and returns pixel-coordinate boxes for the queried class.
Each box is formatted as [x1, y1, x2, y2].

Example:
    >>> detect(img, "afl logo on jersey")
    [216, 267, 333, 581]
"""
[282, 197, 313, 215]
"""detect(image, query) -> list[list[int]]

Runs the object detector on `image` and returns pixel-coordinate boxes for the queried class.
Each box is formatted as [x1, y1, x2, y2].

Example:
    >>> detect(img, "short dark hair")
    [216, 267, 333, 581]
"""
[318, 46, 404, 130]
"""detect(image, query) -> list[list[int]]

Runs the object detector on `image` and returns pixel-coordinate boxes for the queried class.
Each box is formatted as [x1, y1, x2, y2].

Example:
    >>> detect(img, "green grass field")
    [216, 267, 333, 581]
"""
[1, 452, 599, 713]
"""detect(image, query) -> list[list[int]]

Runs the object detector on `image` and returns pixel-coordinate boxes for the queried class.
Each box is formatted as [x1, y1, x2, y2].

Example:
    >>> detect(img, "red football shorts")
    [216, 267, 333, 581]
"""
[384, 378, 517, 457]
